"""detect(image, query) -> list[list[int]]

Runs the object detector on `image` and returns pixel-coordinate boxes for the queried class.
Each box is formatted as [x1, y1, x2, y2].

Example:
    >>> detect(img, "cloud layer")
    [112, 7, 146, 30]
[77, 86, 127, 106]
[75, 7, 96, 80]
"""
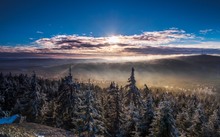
[199, 29, 213, 35]
[1, 28, 220, 58]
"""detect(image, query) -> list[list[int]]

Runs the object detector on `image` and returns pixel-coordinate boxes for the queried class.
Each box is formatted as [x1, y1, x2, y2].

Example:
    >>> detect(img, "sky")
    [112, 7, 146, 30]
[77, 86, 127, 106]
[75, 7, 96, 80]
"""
[1, 0, 220, 58]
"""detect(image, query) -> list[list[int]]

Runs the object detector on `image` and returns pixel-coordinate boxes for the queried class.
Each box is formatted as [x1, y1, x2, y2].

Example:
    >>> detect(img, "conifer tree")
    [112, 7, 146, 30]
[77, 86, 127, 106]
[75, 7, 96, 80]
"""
[143, 84, 151, 99]
[206, 108, 220, 136]
[176, 109, 192, 136]
[0, 84, 5, 118]
[14, 71, 42, 122]
[79, 80, 107, 137]
[0, 67, 220, 136]
[105, 82, 126, 136]
[4, 73, 17, 112]
[114, 86, 126, 137]
[41, 99, 57, 126]
[124, 102, 142, 137]
[56, 67, 81, 130]
[140, 93, 154, 136]
[104, 82, 116, 133]
[125, 67, 142, 107]
[150, 101, 179, 137]
[189, 103, 207, 136]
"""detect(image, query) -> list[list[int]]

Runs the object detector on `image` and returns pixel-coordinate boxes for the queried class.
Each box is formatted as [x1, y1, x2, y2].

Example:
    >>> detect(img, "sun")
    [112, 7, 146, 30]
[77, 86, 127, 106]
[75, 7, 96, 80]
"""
[107, 36, 120, 44]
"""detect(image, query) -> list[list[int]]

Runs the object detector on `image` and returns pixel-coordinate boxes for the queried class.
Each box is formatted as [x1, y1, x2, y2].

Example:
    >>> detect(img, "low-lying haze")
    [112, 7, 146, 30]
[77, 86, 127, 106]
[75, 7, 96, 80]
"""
[1, 55, 220, 91]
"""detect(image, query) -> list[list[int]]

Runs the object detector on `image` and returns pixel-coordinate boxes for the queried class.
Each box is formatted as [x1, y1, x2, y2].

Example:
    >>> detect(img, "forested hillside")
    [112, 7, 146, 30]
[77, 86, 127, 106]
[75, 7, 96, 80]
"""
[0, 67, 220, 137]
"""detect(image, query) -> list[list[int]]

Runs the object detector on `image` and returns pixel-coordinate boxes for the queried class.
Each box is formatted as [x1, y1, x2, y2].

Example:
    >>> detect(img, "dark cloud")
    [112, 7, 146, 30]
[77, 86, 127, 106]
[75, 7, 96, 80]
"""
[55, 39, 82, 45]
[52, 43, 110, 50]
[124, 46, 220, 55]
[0, 52, 90, 59]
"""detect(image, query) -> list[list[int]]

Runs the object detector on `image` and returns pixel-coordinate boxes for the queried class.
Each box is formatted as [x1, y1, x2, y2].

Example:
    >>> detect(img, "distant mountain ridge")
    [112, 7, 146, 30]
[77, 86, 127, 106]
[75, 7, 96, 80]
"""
[0, 54, 220, 88]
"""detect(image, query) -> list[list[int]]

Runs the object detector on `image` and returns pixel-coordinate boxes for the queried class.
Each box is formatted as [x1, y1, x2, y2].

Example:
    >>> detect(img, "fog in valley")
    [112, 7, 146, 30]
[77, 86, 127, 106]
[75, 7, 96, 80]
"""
[1, 54, 220, 92]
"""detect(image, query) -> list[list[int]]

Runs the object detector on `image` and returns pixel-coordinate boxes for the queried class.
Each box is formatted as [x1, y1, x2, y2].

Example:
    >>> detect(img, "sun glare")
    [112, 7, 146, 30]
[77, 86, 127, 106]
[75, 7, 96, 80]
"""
[107, 36, 120, 44]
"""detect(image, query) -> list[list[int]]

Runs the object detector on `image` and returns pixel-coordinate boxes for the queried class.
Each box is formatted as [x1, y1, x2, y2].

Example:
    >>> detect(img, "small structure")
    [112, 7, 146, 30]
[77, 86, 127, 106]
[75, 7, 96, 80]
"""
[0, 114, 20, 124]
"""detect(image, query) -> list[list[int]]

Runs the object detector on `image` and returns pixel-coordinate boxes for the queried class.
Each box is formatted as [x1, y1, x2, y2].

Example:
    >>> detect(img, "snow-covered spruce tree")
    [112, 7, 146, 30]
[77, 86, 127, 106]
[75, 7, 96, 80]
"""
[143, 84, 151, 100]
[150, 101, 179, 137]
[140, 93, 154, 136]
[188, 103, 207, 136]
[0, 75, 6, 118]
[91, 83, 109, 136]
[0, 91, 9, 118]
[205, 108, 220, 137]
[176, 108, 192, 136]
[125, 67, 142, 108]
[104, 82, 116, 134]
[56, 67, 81, 130]
[186, 99, 197, 119]
[124, 102, 142, 137]
[2, 73, 18, 113]
[0, 73, 5, 101]
[13, 71, 43, 122]
[2, 73, 23, 116]
[78, 80, 107, 137]
[37, 79, 58, 125]
[38, 78, 59, 102]
[114, 85, 126, 137]
[0, 73, 11, 118]
[105, 82, 126, 136]
[41, 99, 58, 126]
[93, 95, 109, 137]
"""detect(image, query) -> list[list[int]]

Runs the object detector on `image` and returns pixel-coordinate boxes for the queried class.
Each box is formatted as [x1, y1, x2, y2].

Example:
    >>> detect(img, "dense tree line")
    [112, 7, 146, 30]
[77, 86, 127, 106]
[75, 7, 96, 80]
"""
[0, 68, 220, 137]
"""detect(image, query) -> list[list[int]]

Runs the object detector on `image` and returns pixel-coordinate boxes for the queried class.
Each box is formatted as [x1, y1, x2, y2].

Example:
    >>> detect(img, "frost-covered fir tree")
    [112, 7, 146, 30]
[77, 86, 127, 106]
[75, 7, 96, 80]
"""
[125, 67, 142, 107]
[56, 67, 81, 130]
[188, 103, 207, 136]
[176, 109, 192, 136]
[143, 84, 151, 99]
[41, 99, 58, 126]
[2, 73, 18, 113]
[105, 82, 126, 137]
[105, 82, 116, 133]
[150, 101, 179, 137]
[0, 73, 5, 105]
[0, 73, 10, 118]
[0, 88, 5, 118]
[124, 102, 142, 137]
[14, 71, 42, 122]
[205, 108, 220, 136]
[0, 98, 10, 118]
[79, 80, 107, 137]
[114, 86, 126, 137]
[140, 93, 154, 136]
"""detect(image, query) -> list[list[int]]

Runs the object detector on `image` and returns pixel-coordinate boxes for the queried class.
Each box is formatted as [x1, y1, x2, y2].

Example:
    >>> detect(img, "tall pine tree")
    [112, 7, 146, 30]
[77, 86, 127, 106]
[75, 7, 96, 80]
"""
[78, 80, 107, 137]
[56, 67, 81, 130]
[125, 67, 142, 107]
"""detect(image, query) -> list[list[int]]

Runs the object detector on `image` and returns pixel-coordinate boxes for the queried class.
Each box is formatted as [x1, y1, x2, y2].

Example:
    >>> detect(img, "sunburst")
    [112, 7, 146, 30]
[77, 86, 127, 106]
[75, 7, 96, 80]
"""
[107, 36, 120, 44]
